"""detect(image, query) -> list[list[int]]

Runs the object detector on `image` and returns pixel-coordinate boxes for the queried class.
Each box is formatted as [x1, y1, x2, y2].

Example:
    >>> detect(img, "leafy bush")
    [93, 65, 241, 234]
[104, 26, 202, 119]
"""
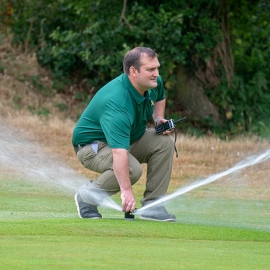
[8, 0, 270, 136]
[10, 0, 220, 86]
[205, 2, 270, 135]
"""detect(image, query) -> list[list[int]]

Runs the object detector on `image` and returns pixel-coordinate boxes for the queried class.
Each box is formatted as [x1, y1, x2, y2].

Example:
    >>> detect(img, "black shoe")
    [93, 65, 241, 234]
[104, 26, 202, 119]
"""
[140, 205, 176, 222]
[74, 193, 102, 219]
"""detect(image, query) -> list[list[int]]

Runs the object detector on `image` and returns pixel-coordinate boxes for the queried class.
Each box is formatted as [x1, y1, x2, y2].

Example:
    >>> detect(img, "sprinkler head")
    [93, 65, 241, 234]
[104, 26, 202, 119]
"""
[124, 211, 135, 220]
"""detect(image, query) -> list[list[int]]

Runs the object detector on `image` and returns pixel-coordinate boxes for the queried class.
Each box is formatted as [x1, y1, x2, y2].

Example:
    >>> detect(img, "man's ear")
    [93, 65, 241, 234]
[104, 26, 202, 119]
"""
[130, 66, 137, 77]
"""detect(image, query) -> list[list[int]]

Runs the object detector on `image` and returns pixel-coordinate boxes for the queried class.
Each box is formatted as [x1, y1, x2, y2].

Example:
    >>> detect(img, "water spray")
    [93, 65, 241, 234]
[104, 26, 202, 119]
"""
[0, 123, 122, 212]
[134, 148, 270, 216]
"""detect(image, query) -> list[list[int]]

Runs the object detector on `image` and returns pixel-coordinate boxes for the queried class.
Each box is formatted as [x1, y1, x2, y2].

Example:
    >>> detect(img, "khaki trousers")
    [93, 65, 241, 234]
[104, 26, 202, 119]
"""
[77, 128, 174, 206]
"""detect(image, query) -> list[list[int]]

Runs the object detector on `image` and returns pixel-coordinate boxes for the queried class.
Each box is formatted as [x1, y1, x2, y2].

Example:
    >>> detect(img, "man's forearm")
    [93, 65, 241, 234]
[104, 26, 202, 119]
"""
[112, 148, 136, 212]
[153, 99, 166, 123]
[112, 148, 132, 191]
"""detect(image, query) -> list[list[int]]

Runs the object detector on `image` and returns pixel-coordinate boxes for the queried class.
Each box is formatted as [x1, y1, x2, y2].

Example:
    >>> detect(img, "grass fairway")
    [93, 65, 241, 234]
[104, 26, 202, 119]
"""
[1, 178, 270, 270]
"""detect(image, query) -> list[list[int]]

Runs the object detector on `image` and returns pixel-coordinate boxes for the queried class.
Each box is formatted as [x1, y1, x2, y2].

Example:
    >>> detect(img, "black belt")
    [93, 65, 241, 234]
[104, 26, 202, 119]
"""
[74, 144, 85, 154]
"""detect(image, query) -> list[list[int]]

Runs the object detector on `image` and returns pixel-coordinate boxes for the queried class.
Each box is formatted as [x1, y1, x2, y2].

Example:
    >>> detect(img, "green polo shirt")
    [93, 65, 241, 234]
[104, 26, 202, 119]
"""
[72, 73, 166, 150]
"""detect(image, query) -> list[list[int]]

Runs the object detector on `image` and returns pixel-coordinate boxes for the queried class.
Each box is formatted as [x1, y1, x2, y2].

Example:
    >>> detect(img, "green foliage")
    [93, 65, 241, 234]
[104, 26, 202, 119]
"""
[8, 0, 270, 136]
[205, 1, 270, 136]
[51, 78, 66, 93]
[36, 107, 51, 117]
[10, 0, 220, 87]
[55, 103, 68, 112]
[0, 60, 5, 73]
[12, 94, 23, 109]
[28, 105, 51, 118]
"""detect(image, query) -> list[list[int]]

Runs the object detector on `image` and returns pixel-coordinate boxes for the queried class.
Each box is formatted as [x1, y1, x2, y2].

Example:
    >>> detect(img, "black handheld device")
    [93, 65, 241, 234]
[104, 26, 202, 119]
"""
[155, 117, 186, 135]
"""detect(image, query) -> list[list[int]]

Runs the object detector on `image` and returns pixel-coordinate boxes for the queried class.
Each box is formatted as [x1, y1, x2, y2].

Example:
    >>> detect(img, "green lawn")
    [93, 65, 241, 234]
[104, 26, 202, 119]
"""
[0, 177, 270, 270]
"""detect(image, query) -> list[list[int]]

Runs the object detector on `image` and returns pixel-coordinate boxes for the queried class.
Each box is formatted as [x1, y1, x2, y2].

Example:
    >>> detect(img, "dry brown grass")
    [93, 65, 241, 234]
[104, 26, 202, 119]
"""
[1, 35, 270, 201]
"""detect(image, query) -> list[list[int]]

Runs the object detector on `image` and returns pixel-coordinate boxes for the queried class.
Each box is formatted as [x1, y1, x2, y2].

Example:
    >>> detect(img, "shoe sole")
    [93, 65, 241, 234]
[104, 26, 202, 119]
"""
[140, 216, 176, 222]
[74, 193, 102, 219]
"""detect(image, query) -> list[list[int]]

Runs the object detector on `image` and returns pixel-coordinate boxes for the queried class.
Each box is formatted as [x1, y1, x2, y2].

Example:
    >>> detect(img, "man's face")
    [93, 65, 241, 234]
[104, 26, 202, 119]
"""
[130, 54, 160, 94]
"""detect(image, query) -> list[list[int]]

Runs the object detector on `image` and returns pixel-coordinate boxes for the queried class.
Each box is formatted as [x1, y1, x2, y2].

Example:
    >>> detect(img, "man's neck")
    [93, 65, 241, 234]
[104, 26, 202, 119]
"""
[127, 75, 146, 96]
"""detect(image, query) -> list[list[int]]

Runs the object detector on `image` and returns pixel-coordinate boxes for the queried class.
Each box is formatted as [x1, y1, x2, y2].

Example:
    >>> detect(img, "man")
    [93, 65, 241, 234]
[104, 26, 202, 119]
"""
[72, 47, 176, 221]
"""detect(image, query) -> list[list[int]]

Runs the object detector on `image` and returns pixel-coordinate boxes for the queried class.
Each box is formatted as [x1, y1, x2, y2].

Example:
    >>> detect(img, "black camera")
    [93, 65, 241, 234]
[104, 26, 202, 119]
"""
[155, 117, 186, 135]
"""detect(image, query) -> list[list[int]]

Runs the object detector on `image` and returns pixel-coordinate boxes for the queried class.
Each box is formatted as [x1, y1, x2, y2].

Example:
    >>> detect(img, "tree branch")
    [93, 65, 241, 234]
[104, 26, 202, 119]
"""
[119, 0, 133, 30]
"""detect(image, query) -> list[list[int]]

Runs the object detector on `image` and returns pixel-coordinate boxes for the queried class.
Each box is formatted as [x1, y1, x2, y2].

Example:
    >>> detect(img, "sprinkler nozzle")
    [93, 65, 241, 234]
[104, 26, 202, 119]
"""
[124, 211, 135, 220]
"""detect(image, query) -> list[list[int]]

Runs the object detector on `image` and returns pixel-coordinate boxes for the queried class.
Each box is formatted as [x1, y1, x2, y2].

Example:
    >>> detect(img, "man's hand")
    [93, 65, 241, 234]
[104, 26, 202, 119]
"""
[155, 118, 175, 135]
[120, 189, 136, 213]
[153, 99, 174, 135]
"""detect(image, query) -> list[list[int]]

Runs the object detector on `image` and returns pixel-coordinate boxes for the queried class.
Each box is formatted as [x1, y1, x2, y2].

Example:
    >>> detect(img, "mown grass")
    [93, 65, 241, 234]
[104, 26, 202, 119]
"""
[1, 177, 270, 270]
[1, 34, 270, 270]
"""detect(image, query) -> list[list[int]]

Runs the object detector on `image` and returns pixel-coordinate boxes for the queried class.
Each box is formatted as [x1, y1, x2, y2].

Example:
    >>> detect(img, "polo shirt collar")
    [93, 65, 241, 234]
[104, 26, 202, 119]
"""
[122, 74, 148, 104]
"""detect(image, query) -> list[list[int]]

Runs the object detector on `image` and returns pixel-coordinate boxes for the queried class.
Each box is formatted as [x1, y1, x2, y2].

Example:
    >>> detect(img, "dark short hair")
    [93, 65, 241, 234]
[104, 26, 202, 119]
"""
[123, 47, 158, 75]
